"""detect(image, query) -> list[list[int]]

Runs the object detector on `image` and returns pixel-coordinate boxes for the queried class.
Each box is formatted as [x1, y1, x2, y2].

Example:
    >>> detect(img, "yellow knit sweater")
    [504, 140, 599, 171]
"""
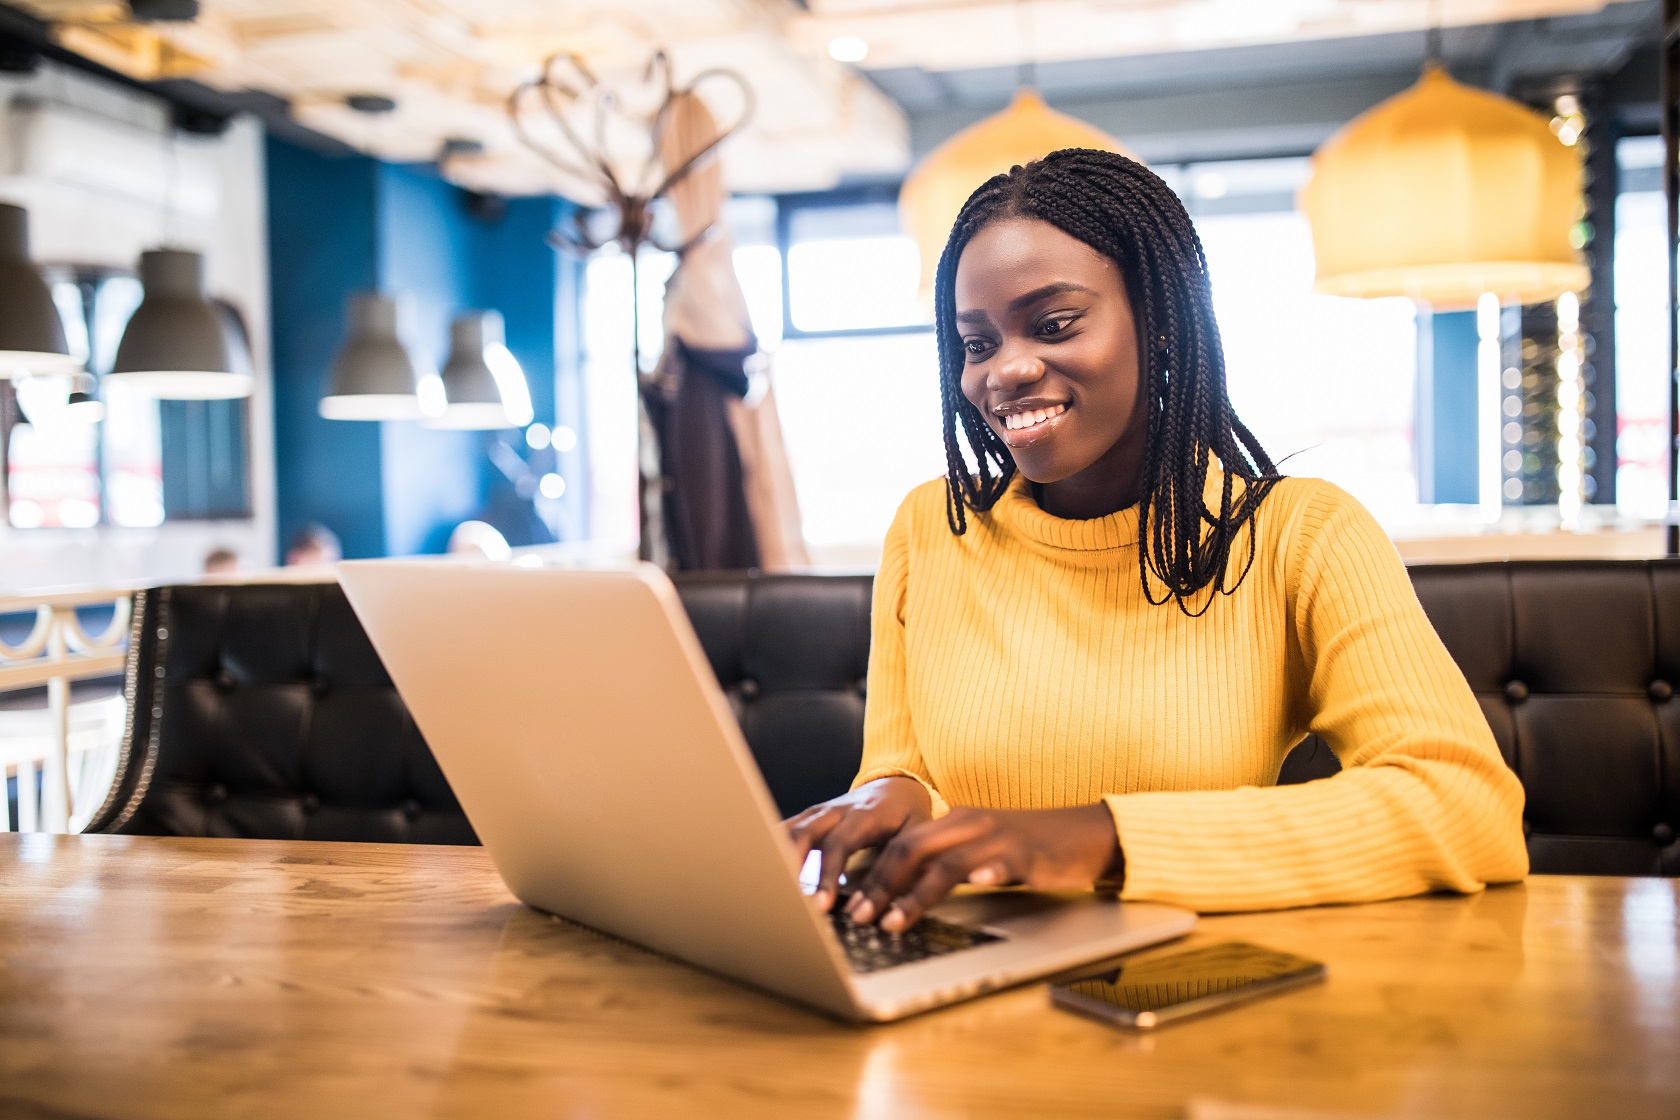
[854, 473, 1529, 913]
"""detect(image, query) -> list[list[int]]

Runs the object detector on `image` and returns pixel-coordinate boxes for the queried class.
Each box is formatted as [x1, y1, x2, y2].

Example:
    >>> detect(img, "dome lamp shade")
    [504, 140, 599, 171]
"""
[320, 293, 430, 420]
[1299, 65, 1589, 309]
[425, 310, 533, 430]
[0, 203, 79, 378]
[898, 89, 1134, 302]
[108, 248, 253, 399]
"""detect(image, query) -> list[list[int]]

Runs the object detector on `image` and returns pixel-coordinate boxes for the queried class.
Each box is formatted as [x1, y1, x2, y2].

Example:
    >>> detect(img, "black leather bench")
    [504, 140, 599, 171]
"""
[87, 563, 1680, 877]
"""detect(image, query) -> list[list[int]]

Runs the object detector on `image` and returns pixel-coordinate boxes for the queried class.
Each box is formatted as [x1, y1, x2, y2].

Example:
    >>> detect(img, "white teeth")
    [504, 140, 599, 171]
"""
[1002, 405, 1066, 431]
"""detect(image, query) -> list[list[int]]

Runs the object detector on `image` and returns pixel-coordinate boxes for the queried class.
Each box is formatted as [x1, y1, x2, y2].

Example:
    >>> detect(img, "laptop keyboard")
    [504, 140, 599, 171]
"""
[829, 895, 1002, 974]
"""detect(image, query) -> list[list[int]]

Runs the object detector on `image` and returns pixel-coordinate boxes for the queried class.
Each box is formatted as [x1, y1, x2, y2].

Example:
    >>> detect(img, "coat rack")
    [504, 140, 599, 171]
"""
[508, 51, 755, 562]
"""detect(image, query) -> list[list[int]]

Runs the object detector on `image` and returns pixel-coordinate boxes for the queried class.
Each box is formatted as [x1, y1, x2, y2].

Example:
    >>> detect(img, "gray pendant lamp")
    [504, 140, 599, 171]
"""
[108, 248, 253, 399]
[0, 203, 79, 378]
[320, 293, 431, 420]
[424, 310, 534, 430]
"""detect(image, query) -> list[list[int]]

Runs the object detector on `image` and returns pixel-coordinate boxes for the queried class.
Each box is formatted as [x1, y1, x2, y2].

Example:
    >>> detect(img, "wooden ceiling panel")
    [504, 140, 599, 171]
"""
[10, 0, 1648, 197]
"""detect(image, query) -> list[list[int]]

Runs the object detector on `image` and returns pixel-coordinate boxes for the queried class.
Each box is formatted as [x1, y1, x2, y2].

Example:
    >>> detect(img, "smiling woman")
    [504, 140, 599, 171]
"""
[785, 149, 1528, 930]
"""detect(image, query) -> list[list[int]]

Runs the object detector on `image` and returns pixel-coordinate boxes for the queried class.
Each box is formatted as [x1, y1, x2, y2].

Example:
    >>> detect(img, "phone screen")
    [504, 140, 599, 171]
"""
[1051, 941, 1325, 1029]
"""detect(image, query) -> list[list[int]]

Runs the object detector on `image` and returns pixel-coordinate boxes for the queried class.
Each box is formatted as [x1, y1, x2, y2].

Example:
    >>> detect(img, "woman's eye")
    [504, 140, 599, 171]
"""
[1038, 315, 1076, 337]
[963, 338, 993, 357]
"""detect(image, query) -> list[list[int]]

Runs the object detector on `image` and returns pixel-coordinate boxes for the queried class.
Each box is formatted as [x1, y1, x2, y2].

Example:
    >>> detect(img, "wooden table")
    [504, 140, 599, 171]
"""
[2, 835, 1676, 1119]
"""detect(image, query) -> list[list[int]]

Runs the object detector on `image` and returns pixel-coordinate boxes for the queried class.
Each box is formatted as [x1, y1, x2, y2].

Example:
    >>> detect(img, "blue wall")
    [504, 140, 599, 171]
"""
[1415, 309, 1480, 506]
[268, 142, 384, 559]
[267, 138, 586, 561]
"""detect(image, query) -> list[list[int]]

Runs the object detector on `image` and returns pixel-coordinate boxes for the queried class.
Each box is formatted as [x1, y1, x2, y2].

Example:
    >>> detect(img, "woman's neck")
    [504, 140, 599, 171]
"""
[1032, 426, 1148, 521]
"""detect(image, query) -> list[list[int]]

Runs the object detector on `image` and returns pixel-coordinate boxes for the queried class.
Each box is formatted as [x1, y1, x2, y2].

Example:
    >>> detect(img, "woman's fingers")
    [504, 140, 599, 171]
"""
[847, 811, 997, 924]
[784, 804, 841, 864]
[785, 778, 937, 913]
[879, 839, 1019, 932]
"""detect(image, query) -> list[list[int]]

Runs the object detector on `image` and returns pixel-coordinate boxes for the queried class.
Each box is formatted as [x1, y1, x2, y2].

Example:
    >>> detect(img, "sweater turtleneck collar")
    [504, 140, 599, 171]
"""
[985, 466, 1243, 555]
[988, 472, 1140, 552]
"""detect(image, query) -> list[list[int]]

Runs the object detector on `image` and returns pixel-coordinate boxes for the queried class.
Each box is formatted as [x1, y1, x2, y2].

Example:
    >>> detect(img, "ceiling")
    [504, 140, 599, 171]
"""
[866, 2, 1657, 115]
[797, 0, 1652, 74]
[0, 0, 1658, 199]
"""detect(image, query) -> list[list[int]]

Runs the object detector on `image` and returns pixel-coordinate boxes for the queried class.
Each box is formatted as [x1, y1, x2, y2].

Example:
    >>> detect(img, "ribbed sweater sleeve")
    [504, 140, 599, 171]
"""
[1106, 485, 1530, 912]
[854, 501, 950, 817]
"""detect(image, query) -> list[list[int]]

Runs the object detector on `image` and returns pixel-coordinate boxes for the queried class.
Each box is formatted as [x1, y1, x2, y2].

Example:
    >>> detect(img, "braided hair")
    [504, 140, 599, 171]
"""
[934, 147, 1280, 615]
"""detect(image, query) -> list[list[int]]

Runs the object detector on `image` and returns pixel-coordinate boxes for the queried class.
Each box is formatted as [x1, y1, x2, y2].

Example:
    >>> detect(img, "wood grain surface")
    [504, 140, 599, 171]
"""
[1, 834, 1676, 1119]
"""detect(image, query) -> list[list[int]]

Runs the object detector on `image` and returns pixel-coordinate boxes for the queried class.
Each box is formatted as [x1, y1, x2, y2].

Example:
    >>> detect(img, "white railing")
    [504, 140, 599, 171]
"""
[0, 586, 136, 833]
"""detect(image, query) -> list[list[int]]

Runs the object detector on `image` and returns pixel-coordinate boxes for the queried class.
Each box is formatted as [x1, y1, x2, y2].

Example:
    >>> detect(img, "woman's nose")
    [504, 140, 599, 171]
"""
[988, 341, 1044, 393]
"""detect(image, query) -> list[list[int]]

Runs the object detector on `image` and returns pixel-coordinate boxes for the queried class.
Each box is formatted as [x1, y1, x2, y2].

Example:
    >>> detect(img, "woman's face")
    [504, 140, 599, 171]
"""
[955, 216, 1147, 511]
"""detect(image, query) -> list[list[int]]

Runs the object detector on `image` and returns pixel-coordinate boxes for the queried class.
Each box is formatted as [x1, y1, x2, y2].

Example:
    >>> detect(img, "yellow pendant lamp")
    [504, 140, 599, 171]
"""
[899, 89, 1133, 302]
[1300, 64, 1588, 309]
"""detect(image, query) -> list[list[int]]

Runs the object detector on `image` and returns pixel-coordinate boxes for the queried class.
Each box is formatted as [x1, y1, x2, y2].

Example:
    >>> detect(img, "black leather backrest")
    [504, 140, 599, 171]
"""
[90, 573, 874, 843]
[1408, 561, 1680, 876]
[88, 583, 476, 844]
[674, 572, 872, 818]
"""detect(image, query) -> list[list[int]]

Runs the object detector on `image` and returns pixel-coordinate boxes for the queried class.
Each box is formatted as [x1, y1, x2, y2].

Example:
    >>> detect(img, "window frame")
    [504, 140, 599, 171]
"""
[774, 183, 936, 341]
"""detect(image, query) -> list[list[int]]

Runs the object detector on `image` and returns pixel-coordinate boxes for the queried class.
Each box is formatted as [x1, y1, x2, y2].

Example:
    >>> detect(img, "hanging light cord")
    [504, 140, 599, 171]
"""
[1015, 0, 1038, 90]
[1425, 0, 1444, 65]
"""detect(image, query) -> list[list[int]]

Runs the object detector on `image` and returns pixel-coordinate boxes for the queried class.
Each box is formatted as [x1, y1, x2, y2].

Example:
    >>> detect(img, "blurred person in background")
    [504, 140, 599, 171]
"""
[203, 548, 240, 575]
[284, 524, 342, 568]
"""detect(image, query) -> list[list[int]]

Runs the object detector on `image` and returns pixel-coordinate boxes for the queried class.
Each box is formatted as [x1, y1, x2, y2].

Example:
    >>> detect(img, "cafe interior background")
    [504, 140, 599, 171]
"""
[0, 0, 1674, 832]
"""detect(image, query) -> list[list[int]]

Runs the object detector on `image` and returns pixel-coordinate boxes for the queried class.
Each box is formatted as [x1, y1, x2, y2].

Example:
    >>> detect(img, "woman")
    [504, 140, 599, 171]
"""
[786, 148, 1527, 931]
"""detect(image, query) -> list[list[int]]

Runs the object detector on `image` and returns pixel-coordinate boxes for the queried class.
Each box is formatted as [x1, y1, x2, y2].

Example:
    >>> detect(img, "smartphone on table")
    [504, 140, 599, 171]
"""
[1050, 941, 1325, 1029]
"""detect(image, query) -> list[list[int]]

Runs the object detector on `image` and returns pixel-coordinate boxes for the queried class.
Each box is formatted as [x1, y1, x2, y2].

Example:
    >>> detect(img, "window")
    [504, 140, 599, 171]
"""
[1196, 210, 1419, 524]
[781, 196, 930, 336]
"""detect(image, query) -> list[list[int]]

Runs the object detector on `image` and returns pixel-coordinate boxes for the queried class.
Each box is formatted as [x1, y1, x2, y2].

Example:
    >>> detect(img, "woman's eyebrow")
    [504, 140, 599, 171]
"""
[956, 281, 1097, 325]
[1008, 281, 1097, 312]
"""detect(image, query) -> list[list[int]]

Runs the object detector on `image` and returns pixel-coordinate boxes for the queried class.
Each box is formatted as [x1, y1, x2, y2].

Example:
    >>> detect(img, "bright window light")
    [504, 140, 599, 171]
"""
[733, 243, 784, 349]
[828, 36, 870, 63]
[1613, 185, 1670, 521]
[1197, 210, 1418, 526]
[786, 235, 928, 333]
[772, 331, 944, 558]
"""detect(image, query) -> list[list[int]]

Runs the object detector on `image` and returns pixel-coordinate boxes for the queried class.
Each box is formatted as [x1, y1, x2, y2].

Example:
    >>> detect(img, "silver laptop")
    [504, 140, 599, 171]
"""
[339, 559, 1194, 1021]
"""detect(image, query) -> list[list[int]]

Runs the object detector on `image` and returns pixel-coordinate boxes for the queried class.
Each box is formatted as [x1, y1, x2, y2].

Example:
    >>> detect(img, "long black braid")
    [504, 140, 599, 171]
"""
[934, 148, 1281, 615]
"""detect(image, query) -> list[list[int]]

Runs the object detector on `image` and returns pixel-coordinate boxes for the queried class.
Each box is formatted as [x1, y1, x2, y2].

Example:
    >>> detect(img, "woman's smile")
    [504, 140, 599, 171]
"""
[994, 400, 1070, 444]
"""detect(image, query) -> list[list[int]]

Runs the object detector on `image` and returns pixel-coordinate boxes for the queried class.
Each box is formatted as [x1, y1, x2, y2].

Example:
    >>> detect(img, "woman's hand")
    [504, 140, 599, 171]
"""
[844, 804, 1124, 933]
[784, 777, 933, 913]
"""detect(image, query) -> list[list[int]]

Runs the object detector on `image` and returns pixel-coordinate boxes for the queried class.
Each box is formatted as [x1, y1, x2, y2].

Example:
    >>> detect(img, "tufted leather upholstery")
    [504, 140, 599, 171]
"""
[1410, 561, 1680, 876]
[90, 563, 1680, 876]
[87, 582, 476, 844]
[88, 574, 874, 843]
[677, 572, 872, 818]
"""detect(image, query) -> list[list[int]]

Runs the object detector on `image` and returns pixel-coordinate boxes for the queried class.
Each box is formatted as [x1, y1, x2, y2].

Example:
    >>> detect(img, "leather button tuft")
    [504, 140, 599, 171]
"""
[402, 799, 423, 820]
[215, 669, 237, 692]
[1522, 818, 1533, 839]
[1650, 680, 1674, 703]
[310, 673, 331, 698]
[300, 793, 320, 814]
[1655, 823, 1676, 846]
[1503, 680, 1529, 703]
[205, 783, 228, 805]
[738, 678, 760, 700]
[855, 678, 868, 698]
